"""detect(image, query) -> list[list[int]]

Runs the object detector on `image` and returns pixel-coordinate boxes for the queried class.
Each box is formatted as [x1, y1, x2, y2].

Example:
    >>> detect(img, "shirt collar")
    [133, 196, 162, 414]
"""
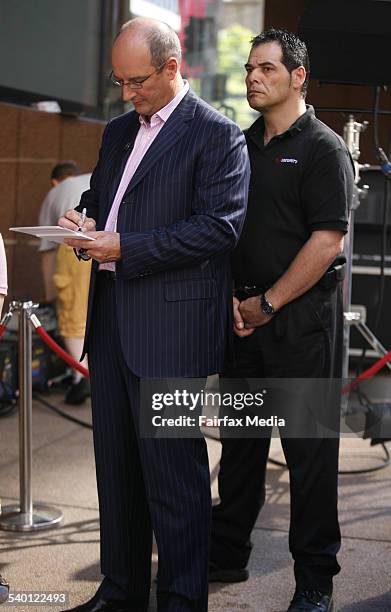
[139, 80, 190, 128]
[287, 104, 315, 134]
[247, 104, 315, 148]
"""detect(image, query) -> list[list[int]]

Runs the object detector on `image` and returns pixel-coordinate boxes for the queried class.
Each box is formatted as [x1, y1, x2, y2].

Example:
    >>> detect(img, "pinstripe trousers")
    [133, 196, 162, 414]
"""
[88, 273, 211, 611]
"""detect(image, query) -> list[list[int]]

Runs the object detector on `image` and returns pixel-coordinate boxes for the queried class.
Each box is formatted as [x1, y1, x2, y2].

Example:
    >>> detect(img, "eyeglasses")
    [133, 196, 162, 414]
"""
[109, 60, 167, 89]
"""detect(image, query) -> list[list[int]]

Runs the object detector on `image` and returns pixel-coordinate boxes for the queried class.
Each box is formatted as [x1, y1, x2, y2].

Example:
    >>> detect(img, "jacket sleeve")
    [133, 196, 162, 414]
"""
[116, 122, 250, 280]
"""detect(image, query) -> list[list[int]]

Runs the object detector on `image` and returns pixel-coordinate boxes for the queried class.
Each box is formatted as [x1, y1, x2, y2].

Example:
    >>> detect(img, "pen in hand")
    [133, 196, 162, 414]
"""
[78, 208, 87, 232]
[77, 207, 91, 259]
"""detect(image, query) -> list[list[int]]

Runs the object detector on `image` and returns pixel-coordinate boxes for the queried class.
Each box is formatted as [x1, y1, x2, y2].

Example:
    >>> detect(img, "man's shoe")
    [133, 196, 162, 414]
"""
[0, 575, 9, 604]
[61, 597, 140, 612]
[287, 590, 334, 612]
[208, 561, 249, 583]
[65, 378, 91, 405]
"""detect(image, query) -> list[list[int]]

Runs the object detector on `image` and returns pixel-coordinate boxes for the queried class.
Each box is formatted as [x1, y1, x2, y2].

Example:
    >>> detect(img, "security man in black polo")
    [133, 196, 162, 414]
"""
[210, 29, 354, 612]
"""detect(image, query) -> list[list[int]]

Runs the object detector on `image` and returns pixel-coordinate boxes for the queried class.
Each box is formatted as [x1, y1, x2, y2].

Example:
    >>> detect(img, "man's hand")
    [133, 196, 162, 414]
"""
[239, 296, 272, 329]
[58, 209, 96, 233]
[64, 231, 121, 264]
[233, 296, 255, 337]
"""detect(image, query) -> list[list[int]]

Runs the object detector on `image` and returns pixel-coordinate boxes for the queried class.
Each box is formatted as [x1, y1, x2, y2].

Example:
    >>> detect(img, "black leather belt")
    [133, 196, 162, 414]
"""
[98, 270, 116, 281]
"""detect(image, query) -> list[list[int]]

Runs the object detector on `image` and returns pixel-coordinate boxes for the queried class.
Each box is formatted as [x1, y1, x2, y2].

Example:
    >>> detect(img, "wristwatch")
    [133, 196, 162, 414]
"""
[259, 293, 276, 316]
[77, 248, 91, 261]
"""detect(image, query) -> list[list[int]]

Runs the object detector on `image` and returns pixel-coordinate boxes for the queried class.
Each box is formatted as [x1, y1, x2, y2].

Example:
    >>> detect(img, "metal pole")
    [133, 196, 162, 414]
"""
[341, 117, 369, 413]
[0, 301, 63, 531]
[19, 305, 33, 518]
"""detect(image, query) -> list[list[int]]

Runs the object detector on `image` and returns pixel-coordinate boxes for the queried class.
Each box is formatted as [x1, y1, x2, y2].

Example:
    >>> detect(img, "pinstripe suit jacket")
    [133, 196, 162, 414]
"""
[77, 89, 249, 377]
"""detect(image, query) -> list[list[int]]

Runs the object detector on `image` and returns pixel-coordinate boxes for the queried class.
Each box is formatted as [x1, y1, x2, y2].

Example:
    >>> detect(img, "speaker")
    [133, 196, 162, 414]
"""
[298, 0, 391, 85]
[350, 224, 391, 354]
[355, 167, 391, 226]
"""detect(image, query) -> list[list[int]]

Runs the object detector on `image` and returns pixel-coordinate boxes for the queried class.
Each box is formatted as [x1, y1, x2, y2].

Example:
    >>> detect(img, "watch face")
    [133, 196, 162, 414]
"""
[260, 294, 274, 316]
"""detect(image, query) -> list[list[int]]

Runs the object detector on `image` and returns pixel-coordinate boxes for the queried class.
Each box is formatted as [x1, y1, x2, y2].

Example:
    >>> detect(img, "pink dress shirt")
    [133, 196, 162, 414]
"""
[100, 81, 190, 271]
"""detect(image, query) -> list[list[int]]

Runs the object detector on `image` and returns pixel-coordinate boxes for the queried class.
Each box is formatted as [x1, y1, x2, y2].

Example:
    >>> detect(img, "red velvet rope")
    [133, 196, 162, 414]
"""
[32, 324, 391, 391]
[342, 349, 391, 394]
[35, 325, 89, 378]
[1, 314, 390, 390]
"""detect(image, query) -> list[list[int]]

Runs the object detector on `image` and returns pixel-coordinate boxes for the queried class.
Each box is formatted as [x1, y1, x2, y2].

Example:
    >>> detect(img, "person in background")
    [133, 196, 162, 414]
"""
[38, 162, 92, 405]
[0, 232, 9, 605]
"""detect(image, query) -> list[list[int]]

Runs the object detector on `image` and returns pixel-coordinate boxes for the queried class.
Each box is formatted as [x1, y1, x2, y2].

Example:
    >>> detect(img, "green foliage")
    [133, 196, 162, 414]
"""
[217, 24, 257, 129]
[218, 23, 253, 77]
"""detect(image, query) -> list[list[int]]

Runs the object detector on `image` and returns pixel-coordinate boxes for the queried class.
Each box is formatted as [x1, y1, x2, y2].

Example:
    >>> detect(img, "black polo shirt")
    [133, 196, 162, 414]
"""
[233, 105, 354, 287]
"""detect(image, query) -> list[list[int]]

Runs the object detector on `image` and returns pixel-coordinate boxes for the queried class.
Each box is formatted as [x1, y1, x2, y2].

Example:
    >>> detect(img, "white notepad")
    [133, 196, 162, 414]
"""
[10, 226, 96, 246]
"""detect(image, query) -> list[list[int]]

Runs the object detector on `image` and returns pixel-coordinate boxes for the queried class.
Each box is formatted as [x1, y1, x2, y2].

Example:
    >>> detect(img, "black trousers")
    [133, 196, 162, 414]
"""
[211, 283, 343, 592]
[88, 274, 211, 611]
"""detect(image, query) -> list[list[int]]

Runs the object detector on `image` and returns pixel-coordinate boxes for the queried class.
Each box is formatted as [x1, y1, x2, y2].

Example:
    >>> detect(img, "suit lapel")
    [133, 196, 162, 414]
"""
[123, 89, 198, 196]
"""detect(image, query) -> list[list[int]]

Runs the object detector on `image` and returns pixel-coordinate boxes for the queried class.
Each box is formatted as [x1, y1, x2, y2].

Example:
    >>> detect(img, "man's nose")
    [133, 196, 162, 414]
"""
[122, 85, 137, 102]
[247, 71, 259, 85]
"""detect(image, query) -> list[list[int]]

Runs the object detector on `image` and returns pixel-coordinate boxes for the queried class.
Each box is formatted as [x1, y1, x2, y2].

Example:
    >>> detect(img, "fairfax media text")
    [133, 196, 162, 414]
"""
[151, 415, 286, 428]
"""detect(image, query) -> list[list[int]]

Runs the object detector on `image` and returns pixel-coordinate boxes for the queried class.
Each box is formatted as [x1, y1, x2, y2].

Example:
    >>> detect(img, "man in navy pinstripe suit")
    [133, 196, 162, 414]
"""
[59, 17, 249, 612]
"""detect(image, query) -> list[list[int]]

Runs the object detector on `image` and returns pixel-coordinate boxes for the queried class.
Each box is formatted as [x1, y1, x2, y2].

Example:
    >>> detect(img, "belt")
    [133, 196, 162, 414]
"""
[98, 270, 116, 281]
[235, 263, 346, 301]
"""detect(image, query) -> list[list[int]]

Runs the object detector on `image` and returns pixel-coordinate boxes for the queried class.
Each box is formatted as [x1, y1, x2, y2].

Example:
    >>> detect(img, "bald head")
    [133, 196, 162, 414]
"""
[111, 17, 184, 117]
[115, 17, 182, 69]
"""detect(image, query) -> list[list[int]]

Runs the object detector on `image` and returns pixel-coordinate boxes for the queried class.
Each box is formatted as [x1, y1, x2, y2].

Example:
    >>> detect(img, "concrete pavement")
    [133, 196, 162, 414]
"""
[0, 389, 390, 611]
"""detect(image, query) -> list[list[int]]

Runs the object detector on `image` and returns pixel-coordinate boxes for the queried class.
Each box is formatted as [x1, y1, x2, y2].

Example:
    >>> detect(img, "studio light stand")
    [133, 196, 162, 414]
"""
[342, 115, 391, 416]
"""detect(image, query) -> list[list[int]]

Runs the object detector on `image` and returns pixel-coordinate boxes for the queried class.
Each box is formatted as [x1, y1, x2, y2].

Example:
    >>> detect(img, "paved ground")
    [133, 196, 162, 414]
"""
[0, 387, 390, 611]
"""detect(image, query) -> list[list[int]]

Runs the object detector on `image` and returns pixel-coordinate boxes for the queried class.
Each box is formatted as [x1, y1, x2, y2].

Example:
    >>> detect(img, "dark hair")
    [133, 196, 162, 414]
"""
[250, 28, 309, 97]
[51, 161, 80, 181]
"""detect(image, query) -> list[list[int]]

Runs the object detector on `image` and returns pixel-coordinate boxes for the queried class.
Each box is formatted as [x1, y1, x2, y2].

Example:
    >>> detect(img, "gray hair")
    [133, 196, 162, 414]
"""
[120, 18, 182, 69]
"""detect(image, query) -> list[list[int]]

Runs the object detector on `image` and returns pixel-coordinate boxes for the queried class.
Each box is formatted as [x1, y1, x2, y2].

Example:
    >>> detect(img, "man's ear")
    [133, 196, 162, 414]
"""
[166, 57, 179, 80]
[291, 66, 306, 93]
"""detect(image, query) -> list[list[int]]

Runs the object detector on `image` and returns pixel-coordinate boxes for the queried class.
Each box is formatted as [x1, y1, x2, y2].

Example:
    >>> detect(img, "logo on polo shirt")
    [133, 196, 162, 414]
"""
[274, 157, 298, 164]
